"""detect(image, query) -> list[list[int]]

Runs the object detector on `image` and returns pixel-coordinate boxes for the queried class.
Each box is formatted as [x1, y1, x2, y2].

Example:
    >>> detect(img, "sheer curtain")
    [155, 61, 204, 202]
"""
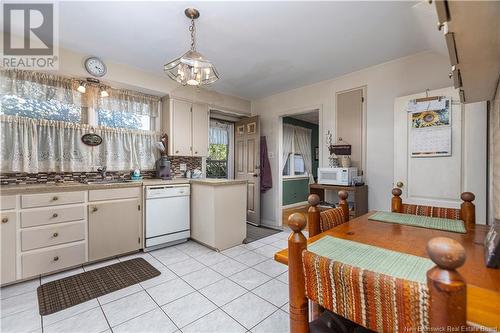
[0, 115, 158, 172]
[282, 124, 294, 173]
[294, 126, 314, 184]
[0, 115, 91, 173]
[94, 127, 158, 171]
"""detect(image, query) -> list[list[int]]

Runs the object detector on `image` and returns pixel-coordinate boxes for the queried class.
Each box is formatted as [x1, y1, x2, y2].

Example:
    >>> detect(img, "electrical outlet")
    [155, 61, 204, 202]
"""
[180, 163, 187, 171]
[268, 151, 274, 158]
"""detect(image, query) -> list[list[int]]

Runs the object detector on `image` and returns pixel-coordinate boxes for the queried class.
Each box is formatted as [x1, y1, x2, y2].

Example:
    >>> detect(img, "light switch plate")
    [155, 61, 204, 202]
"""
[180, 163, 187, 171]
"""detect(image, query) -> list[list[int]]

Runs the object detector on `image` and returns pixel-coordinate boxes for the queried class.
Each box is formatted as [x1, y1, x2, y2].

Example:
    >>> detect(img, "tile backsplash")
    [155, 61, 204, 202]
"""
[0, 156, 202, 185]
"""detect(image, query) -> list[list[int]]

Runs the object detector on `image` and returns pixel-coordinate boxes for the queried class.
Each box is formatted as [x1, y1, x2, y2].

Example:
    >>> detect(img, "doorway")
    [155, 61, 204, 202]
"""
[279, 110, 320, 227]
[207, 118, 234, 179]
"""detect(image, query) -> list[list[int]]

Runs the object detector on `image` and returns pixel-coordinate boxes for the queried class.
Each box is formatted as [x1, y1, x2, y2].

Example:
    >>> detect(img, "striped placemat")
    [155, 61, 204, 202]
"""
[369, 211, 466, 234]
[308, 236, 434, 283]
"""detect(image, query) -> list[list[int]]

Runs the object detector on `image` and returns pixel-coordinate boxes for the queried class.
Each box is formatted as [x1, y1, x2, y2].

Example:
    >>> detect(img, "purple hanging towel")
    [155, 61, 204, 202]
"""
[260, 136, 273, 193]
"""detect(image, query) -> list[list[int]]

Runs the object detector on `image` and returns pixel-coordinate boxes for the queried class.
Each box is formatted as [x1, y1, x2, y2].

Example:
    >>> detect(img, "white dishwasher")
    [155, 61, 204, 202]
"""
[145, 184, 190, 250]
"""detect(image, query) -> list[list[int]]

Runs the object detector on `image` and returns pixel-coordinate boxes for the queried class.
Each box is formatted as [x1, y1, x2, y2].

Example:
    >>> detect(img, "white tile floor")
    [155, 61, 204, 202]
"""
[0, 230, 296, 333]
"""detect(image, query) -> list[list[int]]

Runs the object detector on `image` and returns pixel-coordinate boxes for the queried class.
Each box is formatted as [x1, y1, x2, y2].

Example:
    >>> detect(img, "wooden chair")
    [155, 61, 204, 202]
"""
[287, 213, 467, 333]
[307, 191, 349, 238]
[391, 188, 476, 230]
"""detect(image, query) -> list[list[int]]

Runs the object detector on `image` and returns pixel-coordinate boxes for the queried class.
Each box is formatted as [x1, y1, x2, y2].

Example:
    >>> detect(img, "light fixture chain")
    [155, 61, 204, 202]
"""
[189, 19, 196, 51]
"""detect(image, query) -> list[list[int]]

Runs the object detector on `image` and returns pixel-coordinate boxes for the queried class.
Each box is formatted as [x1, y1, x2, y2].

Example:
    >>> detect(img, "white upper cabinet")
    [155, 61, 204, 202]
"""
[191, 103, 209, 157]
[163, 98, 209, 157]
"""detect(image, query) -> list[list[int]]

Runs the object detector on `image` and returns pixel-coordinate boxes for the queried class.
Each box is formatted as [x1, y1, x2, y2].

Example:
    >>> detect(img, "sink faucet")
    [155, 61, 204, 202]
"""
[97, 166, 107, 179]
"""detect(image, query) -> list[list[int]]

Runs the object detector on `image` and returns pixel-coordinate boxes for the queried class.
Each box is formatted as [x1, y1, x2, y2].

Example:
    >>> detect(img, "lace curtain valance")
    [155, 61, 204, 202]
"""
[0, 69, 160, 117]
[209, 119, 232, 145]
[0, 115, 158, 173]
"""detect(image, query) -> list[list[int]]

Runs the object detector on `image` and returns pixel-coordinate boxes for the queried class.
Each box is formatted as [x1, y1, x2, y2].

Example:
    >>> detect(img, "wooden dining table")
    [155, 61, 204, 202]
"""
[274, 211, 500, 329]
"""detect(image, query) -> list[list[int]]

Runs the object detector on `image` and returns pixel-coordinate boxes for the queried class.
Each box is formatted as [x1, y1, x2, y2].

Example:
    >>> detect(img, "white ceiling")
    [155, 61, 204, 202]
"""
[56, 1, 446, 100]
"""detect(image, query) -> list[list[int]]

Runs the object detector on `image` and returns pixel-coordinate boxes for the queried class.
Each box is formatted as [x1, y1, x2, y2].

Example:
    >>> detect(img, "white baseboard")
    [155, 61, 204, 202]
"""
[282, 201, 308, 209]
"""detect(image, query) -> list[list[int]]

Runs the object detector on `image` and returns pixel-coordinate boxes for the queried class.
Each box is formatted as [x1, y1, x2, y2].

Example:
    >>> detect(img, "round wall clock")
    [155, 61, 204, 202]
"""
[84, 56, 107, 77]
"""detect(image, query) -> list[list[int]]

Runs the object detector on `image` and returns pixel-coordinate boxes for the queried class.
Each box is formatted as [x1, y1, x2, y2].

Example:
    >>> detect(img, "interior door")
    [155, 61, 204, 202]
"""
[171, 99, 192, 156]
[235, 116, 260, 225]
[191, 103, 209, 157]
[337, 88, 364, 170]
[394, 87, 487, 222]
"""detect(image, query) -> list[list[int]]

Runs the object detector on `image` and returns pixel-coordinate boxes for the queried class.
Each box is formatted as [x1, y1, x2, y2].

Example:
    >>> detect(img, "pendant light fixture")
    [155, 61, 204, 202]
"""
[164, 8, 219, 86]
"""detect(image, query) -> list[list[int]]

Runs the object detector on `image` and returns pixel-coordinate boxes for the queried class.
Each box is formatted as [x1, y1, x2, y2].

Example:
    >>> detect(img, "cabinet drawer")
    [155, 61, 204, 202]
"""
[1, 196, 16, 210]
[21, 205, 85, 228]
[22, 243, 86, 279]
[21, 191, 85, 208]
[89, 187, 140, 201]
[21, 221, 85, 251]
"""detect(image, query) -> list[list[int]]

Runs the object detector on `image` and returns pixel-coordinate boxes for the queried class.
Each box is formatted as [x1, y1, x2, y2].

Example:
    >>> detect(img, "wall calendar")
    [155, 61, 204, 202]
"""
[407, 97, 452, 157]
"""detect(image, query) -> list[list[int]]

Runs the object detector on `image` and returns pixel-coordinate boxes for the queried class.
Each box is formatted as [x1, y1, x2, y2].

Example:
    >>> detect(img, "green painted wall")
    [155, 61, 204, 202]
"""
[282, 117, 318, 205]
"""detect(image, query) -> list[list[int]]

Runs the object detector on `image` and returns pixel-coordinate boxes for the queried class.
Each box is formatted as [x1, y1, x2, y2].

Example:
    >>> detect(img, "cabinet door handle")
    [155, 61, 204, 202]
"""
[52, 196, 59, 201]
[1, 217, 8, 223]
[53, 256, 59, 261]
[92, 207, 98, 212]
[52, 213, 58, 218]
[53, 232, 59, 237]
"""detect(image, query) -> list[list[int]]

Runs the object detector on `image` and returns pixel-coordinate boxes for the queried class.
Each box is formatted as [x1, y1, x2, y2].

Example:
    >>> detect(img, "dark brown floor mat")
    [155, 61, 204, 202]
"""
[37, 258, 160, 315]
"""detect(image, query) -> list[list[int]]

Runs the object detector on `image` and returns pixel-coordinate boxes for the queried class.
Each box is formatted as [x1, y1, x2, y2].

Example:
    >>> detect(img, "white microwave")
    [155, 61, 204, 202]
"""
[318, 167, 358, 186]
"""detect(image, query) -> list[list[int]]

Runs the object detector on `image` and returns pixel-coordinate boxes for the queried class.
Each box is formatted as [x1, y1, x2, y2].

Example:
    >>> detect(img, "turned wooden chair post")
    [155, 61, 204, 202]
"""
[426, 237, 467, 331]
[307, 194, 321, 238]
[288, 213, 309, 333]
[391, 188, 403, 213]
[338, 190, 349, 222]
[460, 192, 475, 231]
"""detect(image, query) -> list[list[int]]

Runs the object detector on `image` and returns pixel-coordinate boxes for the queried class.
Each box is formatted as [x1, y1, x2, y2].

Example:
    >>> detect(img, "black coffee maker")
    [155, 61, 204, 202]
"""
[156, 156, 171, 180]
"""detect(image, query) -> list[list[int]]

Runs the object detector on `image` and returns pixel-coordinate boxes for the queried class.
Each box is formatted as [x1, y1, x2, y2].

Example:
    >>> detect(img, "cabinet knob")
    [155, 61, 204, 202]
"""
[195, 151, 198, 154]
[52, 213, 58, 218]
[1, 217, 8, 223]
[53, 232, 59, 237]
[52, 196, 59, 201]
[92, 207, 98, 212]
[53, 256, 59, 261]
[175, 150, 179, 154]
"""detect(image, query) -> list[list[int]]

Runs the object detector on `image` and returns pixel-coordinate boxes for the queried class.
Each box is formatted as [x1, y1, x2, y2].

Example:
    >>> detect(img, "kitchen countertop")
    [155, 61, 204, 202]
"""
[190, 179, 248, 186]
[0, 178, 246, 195]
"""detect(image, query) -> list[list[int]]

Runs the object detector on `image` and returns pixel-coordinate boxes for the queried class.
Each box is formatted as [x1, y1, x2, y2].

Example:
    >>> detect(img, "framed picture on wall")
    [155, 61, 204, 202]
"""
[314, 146, 319, 161]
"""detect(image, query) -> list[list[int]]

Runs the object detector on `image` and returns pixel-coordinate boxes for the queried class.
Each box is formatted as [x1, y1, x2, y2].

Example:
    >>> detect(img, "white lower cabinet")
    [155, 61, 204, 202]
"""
[2, 186, 144, 284]
[88, 190, 142, 261]
[1, 210, 17, 284]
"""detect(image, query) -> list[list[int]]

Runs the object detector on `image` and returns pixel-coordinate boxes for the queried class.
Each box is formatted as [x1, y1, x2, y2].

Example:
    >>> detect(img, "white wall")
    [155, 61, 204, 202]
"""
[251, 51, 452, 226]
[54, 45, 251, 115]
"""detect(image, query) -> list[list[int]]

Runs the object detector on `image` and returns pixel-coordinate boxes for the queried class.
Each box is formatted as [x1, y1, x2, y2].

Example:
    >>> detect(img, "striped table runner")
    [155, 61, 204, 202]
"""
[369, 211, 466, 234]
[308, 236, 434, 283]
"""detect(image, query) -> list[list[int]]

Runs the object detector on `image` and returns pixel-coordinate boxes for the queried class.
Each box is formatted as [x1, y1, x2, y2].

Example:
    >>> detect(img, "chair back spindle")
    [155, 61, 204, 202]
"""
[426, 237, 467, 331]
[287, 213, 309, 333]
[308, 194, 321, 238]
[338, 190, 349, 223]
[391, 188, 403, 213]
[460, 192, 475, 230]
